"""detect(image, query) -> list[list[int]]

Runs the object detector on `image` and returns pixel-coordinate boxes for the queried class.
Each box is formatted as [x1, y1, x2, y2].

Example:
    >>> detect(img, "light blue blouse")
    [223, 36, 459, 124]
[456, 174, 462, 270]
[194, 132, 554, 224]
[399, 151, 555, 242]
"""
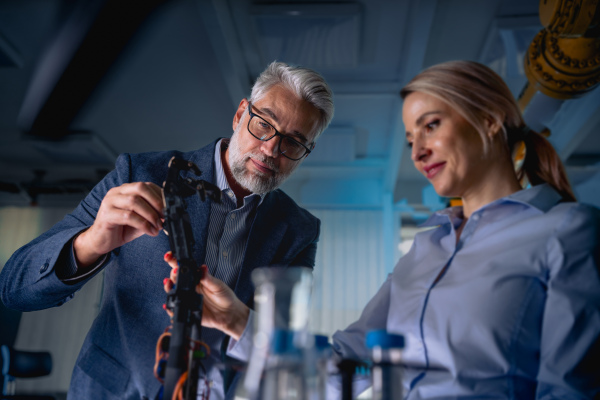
[331, 184, 600, 399]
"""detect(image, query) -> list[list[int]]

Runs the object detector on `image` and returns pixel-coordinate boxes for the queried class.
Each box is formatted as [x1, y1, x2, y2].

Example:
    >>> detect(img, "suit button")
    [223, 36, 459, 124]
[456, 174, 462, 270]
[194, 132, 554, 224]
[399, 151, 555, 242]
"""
[40, 262, 49, 273]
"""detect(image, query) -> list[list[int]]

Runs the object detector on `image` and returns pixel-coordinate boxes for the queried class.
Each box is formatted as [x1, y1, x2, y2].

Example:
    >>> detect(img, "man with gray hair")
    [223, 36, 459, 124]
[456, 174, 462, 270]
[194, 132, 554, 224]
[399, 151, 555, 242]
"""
[0, 61, 334, 399]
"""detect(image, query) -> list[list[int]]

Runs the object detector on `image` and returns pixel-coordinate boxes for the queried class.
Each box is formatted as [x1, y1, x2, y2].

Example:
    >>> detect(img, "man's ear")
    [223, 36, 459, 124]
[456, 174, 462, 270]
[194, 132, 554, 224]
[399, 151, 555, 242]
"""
[233, 99, 249, 131]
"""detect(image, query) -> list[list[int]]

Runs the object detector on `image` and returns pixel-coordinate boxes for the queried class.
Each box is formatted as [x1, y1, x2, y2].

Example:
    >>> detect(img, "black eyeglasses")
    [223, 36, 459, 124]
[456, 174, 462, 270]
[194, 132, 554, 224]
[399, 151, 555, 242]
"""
[246, 102, 314, 161]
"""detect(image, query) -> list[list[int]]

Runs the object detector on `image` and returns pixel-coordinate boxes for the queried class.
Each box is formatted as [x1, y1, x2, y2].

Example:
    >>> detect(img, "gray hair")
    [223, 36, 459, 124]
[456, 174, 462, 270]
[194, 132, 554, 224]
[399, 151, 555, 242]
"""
[249, 61, 334, 141]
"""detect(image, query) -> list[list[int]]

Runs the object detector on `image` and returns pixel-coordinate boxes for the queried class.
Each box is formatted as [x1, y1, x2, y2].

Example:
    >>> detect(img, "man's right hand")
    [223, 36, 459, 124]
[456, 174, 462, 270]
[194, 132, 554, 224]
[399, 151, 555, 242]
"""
[74, 182, 164, 268]
[163, 252, 251, 341]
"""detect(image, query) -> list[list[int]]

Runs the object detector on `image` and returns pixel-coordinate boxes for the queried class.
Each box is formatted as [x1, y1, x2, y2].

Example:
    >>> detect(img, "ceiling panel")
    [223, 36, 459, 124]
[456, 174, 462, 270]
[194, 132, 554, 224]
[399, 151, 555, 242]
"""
[328, 93, 398, 158]
[251, 3, 362, 69]
[230, 0, 411, 84]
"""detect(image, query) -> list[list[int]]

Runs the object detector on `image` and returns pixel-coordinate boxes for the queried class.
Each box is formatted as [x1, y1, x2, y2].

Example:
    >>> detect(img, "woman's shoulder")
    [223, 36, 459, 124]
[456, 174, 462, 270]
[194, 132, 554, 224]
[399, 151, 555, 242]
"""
[550, 201, 600, 225]
[517, 183, 600, 233]
[546, 201, 600, 248]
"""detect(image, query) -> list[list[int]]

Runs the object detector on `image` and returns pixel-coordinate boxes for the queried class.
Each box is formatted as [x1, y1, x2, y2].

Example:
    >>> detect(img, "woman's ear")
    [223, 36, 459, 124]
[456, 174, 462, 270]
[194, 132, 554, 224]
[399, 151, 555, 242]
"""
[484, 117, 503, 139]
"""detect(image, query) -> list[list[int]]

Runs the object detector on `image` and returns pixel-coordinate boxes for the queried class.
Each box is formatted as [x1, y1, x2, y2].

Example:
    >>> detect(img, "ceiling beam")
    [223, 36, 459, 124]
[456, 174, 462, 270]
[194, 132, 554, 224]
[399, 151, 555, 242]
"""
[195, 0, 251, 108]
[0, 30, 23, 68]
[17, 0, 168, 139]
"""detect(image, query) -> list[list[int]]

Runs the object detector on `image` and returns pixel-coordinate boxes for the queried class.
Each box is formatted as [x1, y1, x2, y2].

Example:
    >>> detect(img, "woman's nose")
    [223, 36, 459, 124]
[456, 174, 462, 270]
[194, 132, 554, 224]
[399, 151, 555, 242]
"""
[411, 138, 430, 162]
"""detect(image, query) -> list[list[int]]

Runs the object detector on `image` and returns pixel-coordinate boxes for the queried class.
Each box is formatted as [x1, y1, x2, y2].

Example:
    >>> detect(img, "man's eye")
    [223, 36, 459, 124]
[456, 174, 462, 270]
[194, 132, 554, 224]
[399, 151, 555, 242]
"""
[284, 138, 303, 149]
[257, 121, 271, 130]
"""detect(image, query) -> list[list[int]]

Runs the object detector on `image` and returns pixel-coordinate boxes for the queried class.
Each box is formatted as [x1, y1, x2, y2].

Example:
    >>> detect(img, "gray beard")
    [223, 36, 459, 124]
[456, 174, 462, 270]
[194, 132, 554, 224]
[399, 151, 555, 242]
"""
[227, 124, 300, 195]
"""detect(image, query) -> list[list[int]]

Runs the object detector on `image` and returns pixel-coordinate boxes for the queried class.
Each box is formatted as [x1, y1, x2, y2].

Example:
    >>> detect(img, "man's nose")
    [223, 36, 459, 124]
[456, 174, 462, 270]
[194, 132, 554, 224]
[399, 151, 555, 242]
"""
[260, 136, 280, 158]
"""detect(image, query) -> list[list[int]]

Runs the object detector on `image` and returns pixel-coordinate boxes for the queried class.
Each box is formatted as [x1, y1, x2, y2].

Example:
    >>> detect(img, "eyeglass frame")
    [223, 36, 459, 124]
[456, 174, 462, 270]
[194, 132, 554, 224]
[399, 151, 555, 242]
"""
[245, 101, 315, 161]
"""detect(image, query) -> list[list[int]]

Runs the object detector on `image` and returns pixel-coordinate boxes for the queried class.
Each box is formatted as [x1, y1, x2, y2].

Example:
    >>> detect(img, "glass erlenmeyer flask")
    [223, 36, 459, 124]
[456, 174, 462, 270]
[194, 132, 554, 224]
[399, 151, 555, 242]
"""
[234, 266, 313, 400]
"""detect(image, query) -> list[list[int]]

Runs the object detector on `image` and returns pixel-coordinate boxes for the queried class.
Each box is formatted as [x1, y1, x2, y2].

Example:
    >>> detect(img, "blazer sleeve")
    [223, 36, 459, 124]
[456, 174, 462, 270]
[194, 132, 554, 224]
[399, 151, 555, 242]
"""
[536, 204, 600, 399]
[0, 154, 133, 311]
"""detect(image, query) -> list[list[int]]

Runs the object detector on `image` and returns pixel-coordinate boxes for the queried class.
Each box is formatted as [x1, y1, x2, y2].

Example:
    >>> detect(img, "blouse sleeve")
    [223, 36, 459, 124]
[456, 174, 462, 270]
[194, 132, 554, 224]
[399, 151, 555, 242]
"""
[536, 204, 600, 399]
[328, 273, 393, 398]
[331, 272, 393, 361]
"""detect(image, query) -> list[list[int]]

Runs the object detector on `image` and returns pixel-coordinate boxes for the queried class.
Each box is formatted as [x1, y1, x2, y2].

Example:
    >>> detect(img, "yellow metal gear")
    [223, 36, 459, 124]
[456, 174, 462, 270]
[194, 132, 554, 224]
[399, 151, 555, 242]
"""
[521, 0, 600, 104]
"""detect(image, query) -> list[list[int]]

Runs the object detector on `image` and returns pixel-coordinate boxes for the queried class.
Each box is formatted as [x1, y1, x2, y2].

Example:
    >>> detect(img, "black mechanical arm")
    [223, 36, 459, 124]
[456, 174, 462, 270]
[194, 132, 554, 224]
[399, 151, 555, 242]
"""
[158, 156, 221, 400]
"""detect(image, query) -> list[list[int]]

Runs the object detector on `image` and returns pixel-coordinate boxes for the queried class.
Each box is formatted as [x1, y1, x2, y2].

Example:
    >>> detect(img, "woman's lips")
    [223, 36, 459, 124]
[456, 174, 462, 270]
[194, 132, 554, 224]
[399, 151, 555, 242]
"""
[424, 162, 445, 179]
[250, 158, 274, 174]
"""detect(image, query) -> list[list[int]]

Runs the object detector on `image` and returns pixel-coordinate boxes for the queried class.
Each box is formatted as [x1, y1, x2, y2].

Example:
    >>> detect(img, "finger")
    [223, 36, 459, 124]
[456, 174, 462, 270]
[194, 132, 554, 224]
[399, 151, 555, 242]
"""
[141, 182, 165, 219]
[147, 182, 166, 219]
[107, 189, 163, 232]
[98, 203, 159, 237]
[196, 265, 208, 294]
[123, 182, 164, 217]
[199, 265, 228, 293]
[163, 251, 178, 268]
[111, 182, 163, 223]
[162, 303, 173, 318]
[199, 264, 217, 286]
[163, 252, 179, 285]
[163, 277, 173, 293]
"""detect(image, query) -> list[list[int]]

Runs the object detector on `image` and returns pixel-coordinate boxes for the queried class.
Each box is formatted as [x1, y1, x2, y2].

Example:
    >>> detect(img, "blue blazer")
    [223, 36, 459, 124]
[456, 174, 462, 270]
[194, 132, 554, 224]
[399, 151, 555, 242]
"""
[0, 139, 320, 399]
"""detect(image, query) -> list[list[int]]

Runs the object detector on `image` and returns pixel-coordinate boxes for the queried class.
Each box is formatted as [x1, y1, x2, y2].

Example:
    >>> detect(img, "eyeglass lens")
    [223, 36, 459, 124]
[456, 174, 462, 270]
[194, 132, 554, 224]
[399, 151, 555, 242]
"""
[248, 116, 307, 159]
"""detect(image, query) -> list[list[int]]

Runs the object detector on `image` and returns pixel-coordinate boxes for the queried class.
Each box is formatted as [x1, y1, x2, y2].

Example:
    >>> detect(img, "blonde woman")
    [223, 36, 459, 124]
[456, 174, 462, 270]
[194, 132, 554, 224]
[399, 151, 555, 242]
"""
[331, 60, 600, 399]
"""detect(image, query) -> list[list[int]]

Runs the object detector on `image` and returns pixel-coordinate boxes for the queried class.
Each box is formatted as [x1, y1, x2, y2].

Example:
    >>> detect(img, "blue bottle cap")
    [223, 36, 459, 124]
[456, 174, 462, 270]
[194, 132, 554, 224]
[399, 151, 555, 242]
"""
[365, 330, 405, 349]
[314, 334, 330, 350]
[271, 329, 298, 354]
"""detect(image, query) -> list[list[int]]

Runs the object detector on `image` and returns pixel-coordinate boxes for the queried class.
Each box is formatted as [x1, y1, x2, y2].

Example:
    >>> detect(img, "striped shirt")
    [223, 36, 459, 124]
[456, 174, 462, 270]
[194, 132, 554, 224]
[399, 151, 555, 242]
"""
[204, 138, 263, 289]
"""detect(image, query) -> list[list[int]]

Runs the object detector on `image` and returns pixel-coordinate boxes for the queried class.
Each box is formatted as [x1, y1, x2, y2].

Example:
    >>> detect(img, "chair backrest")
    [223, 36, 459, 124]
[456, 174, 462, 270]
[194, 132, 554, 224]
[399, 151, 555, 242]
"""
[0, 302, 22, 349]
[1, 345, 52, 396]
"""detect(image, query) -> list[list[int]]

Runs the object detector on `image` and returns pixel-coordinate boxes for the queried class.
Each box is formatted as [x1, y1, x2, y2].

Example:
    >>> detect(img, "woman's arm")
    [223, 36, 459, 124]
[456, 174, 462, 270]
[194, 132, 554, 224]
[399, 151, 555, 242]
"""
[536, 204, 600, 399]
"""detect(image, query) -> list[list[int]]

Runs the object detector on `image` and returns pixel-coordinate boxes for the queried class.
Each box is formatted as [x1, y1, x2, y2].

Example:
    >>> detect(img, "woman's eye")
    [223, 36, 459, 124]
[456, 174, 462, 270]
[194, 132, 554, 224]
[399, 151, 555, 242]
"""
[425, 120, 439, 131]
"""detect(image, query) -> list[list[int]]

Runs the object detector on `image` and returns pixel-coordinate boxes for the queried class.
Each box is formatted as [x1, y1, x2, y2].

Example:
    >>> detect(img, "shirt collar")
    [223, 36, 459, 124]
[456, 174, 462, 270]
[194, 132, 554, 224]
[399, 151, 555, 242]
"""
[214, 138, 230, 192]
[420, 183, 563, 228]
[502, 183, 562, 212]
[214, 138, 265, 205]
